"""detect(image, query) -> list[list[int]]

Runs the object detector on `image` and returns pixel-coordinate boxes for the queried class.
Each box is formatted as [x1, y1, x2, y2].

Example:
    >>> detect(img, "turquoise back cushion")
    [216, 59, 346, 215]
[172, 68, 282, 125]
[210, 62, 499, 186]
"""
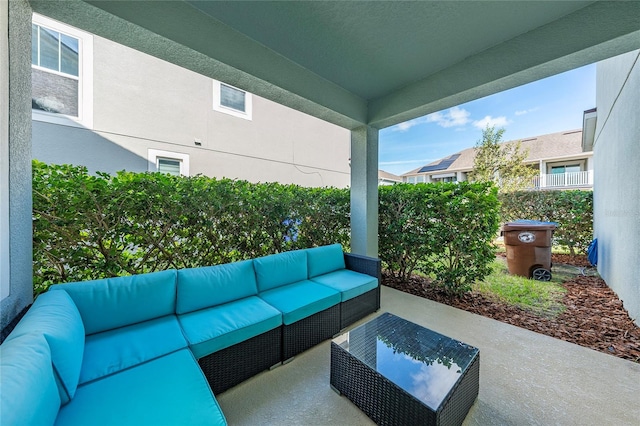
[49, 269, 177, 335]
[254, 250, 308, 292]
[176, 260, 258, 314]
[79, 315, 188, 385]
[307, 244, 346, 278]
[6, 290, 84, 403]
[0, 333, 61, 425]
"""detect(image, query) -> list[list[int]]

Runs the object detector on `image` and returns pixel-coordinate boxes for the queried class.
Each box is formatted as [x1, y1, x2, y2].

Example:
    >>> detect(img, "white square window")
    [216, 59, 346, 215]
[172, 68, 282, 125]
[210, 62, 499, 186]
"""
[157, 158, 182, 176]
[213, 80, 252, 120]
[148, 149, 190, 176]
[31, 13, 93, 129]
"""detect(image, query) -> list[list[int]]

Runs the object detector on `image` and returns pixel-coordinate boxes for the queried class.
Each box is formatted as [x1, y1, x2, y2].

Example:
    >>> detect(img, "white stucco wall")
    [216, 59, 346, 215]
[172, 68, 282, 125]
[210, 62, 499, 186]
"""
[1, 0, 33, 333]
[33, 31, 350, 188]
[594, 49, 640, 325]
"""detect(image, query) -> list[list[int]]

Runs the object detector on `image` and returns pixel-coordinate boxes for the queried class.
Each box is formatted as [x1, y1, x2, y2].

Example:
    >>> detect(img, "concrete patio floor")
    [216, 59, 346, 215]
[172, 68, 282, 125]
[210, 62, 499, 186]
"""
[217, 286, 640, 425]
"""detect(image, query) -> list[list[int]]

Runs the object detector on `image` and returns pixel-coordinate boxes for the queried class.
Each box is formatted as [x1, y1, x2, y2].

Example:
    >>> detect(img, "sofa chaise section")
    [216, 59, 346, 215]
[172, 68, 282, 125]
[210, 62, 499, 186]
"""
[254, 250, 341, 361]
[177, 260, 282, 394]
[55, 349, 226, 426]
[2, 271, 226, 425]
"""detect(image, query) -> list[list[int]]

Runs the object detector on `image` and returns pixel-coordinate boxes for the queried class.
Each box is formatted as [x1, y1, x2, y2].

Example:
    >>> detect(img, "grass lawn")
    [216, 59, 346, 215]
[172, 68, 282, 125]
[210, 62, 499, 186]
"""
[473, 258, 568, 318]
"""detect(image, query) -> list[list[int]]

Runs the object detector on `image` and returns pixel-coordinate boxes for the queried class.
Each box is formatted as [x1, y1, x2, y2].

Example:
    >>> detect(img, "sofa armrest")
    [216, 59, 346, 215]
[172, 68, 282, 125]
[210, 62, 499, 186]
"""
[344, 253, 381, 281]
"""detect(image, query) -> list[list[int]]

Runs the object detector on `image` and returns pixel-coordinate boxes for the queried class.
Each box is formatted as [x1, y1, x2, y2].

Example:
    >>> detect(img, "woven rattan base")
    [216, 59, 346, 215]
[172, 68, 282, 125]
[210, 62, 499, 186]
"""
[340, 287, 379, 329]
[341, 252, 382, 330]
[283, 304, 340, 360]
[198, 327, 282, 395]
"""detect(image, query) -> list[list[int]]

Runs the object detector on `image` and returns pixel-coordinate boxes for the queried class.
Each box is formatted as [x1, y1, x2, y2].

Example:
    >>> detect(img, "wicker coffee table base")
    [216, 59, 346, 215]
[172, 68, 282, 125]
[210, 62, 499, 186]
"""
[331, 339, 479, 426]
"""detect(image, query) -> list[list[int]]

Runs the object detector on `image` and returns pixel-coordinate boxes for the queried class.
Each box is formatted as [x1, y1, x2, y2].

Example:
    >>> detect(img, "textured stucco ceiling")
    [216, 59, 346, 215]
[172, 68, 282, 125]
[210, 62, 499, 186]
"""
[186, 1, 593, 100]
[30, 0, 640, 130]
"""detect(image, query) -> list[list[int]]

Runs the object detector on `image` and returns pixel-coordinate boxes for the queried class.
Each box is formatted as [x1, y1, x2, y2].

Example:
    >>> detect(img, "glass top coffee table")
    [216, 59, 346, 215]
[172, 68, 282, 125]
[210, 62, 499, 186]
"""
[330, 313, 479, 426]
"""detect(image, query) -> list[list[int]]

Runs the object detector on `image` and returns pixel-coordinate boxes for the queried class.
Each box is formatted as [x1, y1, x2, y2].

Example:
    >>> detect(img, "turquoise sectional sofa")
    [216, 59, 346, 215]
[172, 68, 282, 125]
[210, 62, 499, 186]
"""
[0, 244, 380, 425]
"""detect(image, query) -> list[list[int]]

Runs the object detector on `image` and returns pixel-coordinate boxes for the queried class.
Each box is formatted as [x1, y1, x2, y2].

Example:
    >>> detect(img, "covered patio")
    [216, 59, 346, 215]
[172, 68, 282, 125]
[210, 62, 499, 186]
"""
[3, 2, 640, 424]
[218, 286, 640, 425]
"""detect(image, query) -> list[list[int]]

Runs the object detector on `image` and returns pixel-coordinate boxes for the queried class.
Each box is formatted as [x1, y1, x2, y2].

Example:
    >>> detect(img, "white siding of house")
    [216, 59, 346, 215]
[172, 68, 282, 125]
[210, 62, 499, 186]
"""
[32, 31, 350, 188]
[594, 49, 640, 325]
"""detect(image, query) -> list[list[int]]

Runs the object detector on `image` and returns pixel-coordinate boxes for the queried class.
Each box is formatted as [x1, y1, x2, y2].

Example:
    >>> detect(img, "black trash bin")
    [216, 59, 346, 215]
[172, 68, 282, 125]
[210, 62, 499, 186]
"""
[501, 220, 557, 281]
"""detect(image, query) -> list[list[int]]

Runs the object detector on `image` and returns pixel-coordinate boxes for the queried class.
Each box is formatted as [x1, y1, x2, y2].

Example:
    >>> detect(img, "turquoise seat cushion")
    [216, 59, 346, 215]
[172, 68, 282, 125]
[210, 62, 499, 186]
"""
[259, 280, 341, 325]
[177, 260, 258, 314]
[310, 269, 378, 302]
[0, 333, 61, 426]
[179, 296, 282, 358]
[253, 250, 307, 292]
[5, 290, 84, 403]
[49, 269, 177, 334]
[79, 315, 188, 385]
[306, 244, 346, 278]
[55, 349, 226, 426]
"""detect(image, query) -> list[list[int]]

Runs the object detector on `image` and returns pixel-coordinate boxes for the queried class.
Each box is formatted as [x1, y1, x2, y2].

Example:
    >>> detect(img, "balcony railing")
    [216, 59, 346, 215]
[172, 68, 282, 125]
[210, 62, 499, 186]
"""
[532, 170, 593, 188]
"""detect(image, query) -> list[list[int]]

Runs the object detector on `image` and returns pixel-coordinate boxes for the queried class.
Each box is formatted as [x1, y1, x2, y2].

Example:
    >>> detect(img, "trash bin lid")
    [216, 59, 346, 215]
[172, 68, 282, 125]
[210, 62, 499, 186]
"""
[502, 219, 558, 231]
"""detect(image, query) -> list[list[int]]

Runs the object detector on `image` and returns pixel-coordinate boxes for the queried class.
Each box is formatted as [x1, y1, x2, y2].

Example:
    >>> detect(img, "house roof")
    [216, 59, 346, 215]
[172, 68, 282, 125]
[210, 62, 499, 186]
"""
[378, 170, 402, 182]
[402, 129, 588, 176]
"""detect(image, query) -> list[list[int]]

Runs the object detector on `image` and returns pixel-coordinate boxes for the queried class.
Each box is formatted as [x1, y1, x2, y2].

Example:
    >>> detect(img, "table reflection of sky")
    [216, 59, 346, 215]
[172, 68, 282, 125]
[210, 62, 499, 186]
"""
[376, 338, 462, 409]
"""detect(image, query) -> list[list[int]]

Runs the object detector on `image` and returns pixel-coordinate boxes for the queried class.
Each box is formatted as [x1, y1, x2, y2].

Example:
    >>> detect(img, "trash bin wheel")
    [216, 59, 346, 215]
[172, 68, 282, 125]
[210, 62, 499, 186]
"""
[532, 267, 552, 281]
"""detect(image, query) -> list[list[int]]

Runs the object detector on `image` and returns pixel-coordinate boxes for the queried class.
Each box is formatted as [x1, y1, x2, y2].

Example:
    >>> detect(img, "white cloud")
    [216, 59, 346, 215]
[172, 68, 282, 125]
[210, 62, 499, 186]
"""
[391, 117, 427, 132]
[515, 107, 540, 116]
[472, 115, 509, 129]
[426, 106, 471, 128]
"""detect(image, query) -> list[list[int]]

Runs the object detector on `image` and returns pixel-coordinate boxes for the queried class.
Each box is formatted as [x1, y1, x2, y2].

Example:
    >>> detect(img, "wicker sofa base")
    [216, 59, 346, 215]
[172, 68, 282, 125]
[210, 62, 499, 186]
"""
[198, 326, 282, 395]
[283, 304, 341, 361]
[331, 342, 480, 426]
[340, 287, 380, 330]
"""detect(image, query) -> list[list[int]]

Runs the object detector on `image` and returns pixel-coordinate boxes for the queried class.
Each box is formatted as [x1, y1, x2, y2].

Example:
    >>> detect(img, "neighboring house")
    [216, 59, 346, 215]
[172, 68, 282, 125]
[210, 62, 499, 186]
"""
[30, 14, 351, 188]
[401, 129, 594, 190]
[592, 49, 640, 326]
[378, 170, 402, 185]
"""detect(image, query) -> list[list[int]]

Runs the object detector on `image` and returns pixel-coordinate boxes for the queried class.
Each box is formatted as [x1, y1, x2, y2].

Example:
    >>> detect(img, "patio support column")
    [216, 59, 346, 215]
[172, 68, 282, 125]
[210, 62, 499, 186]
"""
[350, 126, 378, 257]
[0, 0, 33, 333]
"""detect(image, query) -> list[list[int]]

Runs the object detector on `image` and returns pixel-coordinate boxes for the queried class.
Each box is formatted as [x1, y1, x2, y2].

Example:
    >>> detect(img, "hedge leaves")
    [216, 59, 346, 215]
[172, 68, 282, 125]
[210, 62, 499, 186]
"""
[33, 162, 500, 295]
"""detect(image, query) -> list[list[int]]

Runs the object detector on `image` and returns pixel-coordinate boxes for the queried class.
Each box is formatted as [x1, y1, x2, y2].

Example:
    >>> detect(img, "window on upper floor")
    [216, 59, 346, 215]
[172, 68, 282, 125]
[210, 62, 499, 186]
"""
[148, 149, 190, 176]
[31, 14, 93, 128]
[213, 80, 252, 120]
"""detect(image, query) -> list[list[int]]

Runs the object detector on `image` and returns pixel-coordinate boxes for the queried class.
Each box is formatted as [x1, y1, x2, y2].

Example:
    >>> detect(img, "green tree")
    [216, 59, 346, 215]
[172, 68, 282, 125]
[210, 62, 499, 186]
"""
[469, 126, 537, 192]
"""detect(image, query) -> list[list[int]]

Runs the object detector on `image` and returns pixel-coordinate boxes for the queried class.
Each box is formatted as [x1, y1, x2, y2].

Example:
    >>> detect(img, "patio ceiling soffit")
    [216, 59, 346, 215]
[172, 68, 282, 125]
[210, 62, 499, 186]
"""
[29, 0, 640, 131]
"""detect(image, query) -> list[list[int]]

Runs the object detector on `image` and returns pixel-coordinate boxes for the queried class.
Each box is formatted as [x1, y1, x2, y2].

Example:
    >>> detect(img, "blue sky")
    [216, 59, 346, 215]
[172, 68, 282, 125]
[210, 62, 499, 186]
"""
[379, 64, 596, 176]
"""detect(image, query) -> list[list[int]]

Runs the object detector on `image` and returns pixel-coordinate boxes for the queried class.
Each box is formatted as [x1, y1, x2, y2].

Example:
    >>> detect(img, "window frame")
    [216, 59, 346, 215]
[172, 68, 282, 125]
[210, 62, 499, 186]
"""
[157, 157, 182, 176]
[547, 160, 584, 174]
[212, 80, 253, 120]
[148, 149, 190, 176]
[31, 13, 93, 129]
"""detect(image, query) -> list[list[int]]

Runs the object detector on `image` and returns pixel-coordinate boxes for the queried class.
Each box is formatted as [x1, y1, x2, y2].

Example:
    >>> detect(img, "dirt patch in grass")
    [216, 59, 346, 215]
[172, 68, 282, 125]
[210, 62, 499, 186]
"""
[383, 266, 640, 363]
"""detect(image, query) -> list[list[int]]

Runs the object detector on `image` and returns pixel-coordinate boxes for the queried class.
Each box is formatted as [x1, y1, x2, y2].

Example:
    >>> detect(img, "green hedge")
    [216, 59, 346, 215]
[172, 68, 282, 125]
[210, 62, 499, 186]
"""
[379, 182, 500, 294]
[498, 190, 593, 255]
[33, 162, 500, 296]
[32, 161, 349, 294]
